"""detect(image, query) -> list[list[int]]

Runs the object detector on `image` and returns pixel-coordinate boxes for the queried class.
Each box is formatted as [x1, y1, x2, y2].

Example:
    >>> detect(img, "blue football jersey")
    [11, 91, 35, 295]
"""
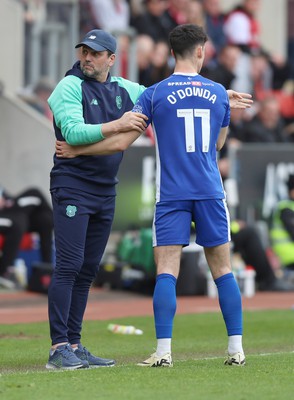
[133, 73, 230, 202]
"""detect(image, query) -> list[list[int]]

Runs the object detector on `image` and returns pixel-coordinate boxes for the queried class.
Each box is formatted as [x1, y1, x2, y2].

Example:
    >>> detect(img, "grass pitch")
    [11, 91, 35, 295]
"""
[0, 309, 294, 400]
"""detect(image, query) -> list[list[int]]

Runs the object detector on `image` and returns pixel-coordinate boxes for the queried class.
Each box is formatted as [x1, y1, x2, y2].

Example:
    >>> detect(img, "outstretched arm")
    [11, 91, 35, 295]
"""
[56, 129, 143, 158]
[227, 90, 253, 109]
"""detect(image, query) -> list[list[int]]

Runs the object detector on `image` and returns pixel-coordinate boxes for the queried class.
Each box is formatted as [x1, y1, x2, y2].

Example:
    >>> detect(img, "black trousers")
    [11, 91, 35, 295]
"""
[0, 188, 53, 276]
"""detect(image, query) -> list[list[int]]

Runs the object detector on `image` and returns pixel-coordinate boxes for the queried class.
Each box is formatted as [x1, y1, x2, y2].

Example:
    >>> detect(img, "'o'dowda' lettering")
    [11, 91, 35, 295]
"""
[167, 87, 217, 104]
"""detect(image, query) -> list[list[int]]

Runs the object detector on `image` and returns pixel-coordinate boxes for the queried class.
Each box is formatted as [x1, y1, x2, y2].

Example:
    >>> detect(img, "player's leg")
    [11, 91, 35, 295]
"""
[204, 244, 245, 365]
[195, 199, 245, 366]
[154, 245, 181, 350]
[137, 245, 181, 367]
[138, 201, 191, 367]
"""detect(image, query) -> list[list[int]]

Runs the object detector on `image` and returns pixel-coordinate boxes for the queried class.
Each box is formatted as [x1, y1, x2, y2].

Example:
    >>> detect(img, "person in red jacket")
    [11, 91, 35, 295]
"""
[224, 0, 261, 55]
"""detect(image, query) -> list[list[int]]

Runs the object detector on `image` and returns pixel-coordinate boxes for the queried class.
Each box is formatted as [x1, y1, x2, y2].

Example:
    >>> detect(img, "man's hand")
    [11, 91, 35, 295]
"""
[116, 111, 148, 133]
[227, 90, 253, 109]
[56, 141, 80, 158]
[101, 111, 148, 138]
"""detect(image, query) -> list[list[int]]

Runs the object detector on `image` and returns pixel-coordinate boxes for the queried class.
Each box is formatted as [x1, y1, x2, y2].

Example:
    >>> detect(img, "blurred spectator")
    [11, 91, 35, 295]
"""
[202, 44, 241, 89]
[89, 0, 130, 32]
[284, 123, 294, 143]
[250, 51, 294, 131]
[223, 0, 262, 55]
[0, 186, 53, 290]
[130, 0, 173, 43]
[270, 174, 294, 276]
[129, 0, 145, 17]
[217, 124, 294, 292]
[136, 34, 155, 86]
[148, 40, 173, 85]
[185, 0, 205, 26]
[238, 96, 289, 143]
[217, 144, 294, 292]
[200, 39, 217, 71]
[31, 77, 54, 121]
[229, 50, 252, 94]
[228, 108, 249, 142]
[249, 50, 291, 100]
[230, 219, 294, 291]
[19, 77, 54, 121]
[277, 80, 294, 132]
[222, 0, 263, 94]
[217, 108, 247, 179]
[166, 0, 189, 26]
[250, 50, 273, 99]
[116, 34, 133, 79]
[269, 53, 292, 92]
[202, 0, 227, 54]
[135, 36, 171, 143]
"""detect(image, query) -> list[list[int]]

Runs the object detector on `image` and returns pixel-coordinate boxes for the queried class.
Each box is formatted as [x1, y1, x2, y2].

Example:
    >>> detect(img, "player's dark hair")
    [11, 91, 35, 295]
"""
[169, 24, 208, 59]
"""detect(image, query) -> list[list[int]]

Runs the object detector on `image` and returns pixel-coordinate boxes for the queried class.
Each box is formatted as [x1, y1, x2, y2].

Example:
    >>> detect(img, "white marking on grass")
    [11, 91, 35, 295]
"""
[174, 350, 294, 363]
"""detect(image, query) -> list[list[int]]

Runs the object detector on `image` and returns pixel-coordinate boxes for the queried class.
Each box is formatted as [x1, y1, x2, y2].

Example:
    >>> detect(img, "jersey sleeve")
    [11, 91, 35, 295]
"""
[131, 87, 154, 126]
[48, 76, 105, 145]
[222, 90, 230, 128]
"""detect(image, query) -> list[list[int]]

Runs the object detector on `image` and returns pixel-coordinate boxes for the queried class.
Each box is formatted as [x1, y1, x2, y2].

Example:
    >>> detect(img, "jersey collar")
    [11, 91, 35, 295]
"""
[173, 72, 199, 76]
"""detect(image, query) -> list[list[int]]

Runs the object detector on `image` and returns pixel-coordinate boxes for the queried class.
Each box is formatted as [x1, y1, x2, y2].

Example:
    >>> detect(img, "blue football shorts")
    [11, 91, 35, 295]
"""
[153, 198, 231, 248]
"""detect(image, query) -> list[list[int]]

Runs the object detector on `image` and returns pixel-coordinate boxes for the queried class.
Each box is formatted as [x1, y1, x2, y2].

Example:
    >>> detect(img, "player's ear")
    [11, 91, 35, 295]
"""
[196, 45, 204, 59]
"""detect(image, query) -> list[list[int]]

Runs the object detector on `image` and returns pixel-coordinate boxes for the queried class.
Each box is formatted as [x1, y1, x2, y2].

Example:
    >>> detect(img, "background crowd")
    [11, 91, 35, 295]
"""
[20, 0, 294, 144]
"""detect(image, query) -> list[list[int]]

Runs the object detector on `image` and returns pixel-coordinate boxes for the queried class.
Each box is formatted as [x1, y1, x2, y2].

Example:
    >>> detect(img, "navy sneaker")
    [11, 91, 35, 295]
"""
[74, 343, 115, 368]
[46, 343, 89, 370]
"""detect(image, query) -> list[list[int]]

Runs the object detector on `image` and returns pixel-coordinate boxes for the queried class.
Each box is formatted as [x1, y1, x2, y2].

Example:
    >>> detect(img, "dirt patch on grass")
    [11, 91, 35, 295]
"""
[0, 288, 293, 325]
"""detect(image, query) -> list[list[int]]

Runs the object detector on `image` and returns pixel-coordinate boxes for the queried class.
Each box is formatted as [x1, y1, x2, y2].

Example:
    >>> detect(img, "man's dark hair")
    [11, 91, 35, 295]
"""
[169, 24, 208, 58]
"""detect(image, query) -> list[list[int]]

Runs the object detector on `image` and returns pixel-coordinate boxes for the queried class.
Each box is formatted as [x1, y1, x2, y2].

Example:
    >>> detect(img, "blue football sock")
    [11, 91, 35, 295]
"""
[153, 273, 177, 339]
[215, 272, 243, 336]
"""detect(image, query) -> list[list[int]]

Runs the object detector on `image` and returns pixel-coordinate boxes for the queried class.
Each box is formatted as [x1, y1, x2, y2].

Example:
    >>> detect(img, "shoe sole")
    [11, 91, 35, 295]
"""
[45, 363, 87, 370]
[137, 362, 173, 367]
[224, 363, 245, 366]
[88, 363, 116, 368]
[224, 359, 246, 366]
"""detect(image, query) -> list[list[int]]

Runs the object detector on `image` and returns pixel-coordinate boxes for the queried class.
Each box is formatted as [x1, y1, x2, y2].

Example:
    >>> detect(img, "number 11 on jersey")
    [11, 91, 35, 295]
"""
[177, 108, 211, 153]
